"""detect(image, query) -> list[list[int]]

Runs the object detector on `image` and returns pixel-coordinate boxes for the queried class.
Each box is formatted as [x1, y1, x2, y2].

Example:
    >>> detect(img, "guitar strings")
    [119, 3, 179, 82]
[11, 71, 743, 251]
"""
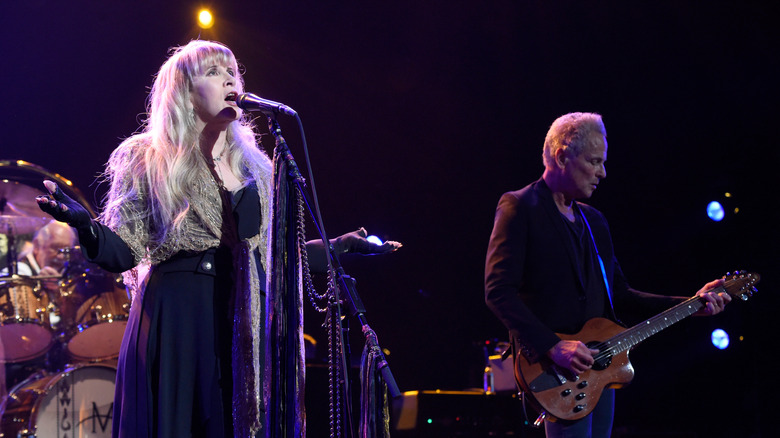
[588, 276, 750, 365]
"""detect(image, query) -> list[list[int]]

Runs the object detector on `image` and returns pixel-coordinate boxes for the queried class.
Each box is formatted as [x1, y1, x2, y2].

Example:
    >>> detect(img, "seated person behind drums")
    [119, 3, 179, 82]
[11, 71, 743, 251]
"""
[15, 221, 77, 278]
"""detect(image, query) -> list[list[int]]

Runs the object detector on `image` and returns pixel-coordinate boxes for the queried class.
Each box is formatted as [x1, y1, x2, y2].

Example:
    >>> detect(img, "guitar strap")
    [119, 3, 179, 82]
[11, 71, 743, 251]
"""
[577, 205, 617, 318]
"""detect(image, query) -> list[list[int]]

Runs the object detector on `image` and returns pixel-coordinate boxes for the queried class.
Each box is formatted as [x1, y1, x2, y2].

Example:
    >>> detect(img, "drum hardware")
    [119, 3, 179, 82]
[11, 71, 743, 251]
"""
[91, 300, 131, 322]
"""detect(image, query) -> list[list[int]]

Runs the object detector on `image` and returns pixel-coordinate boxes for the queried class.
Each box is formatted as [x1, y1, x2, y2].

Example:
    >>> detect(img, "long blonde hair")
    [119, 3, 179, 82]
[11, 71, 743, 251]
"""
[100, 40, 272, 257]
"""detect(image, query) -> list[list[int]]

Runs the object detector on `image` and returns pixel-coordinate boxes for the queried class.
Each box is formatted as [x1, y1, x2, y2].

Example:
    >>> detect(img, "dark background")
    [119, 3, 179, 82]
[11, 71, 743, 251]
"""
[2, 1, 776, 436]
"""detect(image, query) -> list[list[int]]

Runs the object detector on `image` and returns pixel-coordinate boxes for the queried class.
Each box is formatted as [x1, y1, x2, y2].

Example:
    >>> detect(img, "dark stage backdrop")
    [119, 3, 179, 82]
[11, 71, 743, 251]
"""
[2, 2, 776, 436]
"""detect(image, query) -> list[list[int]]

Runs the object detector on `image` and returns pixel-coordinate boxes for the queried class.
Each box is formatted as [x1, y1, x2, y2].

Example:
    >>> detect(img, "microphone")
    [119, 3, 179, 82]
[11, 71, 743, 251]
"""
[232, 92, 297, 116]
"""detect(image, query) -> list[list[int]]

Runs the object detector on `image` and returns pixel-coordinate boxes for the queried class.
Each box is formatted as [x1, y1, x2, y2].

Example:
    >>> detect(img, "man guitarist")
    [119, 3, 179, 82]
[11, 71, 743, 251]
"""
[484, 112, 730, 438]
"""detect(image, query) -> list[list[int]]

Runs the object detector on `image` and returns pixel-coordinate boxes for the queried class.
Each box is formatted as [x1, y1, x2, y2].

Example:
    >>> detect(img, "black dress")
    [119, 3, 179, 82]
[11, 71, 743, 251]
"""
[98, 186, 264, 438]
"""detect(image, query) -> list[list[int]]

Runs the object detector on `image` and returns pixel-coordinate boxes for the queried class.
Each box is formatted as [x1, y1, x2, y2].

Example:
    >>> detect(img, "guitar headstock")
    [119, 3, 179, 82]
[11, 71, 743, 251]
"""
[722, 270, 761, 301]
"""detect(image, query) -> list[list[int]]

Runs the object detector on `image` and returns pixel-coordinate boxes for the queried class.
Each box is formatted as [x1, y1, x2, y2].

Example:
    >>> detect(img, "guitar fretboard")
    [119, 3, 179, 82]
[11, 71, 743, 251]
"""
[606, 297, 704, 355]
[596, 272, 757, 361]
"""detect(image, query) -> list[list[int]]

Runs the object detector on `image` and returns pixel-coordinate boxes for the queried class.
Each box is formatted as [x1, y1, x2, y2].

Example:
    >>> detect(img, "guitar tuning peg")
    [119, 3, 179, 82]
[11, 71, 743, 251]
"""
[740, 293, 749, 301]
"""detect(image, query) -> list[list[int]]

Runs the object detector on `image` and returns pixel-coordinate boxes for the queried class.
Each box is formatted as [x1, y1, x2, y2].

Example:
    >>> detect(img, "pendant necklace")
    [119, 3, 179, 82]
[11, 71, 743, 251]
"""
[213, 147, 227, 163]
[211, 147, 228, 190]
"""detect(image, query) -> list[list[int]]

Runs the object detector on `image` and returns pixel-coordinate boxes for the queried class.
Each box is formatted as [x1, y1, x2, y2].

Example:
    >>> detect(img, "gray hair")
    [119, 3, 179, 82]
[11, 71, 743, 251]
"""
[542, 112, 606, 169]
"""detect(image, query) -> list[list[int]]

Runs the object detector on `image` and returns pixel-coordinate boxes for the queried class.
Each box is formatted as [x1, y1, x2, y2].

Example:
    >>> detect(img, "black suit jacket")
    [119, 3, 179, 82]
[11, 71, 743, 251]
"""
[485, 179, 679, 361]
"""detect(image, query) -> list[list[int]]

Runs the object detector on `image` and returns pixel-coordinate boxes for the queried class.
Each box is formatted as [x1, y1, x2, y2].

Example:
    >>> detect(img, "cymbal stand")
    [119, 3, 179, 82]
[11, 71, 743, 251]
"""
[0, 200, 20, 276]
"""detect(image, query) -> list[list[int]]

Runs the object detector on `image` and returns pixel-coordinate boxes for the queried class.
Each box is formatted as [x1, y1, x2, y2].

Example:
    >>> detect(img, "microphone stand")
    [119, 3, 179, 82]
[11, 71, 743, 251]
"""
[330, 268, 401, 399]
[267, 115, 400, 438]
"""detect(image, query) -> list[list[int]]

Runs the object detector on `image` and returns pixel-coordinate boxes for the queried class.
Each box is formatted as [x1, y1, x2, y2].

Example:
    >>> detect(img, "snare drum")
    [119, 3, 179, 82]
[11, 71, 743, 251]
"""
[0, 363, 116, 437]
[0, 278, 53, 363]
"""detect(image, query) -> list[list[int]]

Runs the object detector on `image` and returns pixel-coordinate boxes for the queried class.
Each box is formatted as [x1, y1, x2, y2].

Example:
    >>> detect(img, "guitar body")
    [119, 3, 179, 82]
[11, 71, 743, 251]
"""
[515, 317, 635, 422]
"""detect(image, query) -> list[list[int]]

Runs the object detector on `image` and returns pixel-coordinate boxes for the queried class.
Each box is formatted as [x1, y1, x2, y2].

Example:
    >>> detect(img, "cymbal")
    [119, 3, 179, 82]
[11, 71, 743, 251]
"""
[0, 274, 63, 290]
[0, 160, 97, 218]
[0, 179, 51, 234]
[29, 274, 63, 281]
[0, 274, 38, 288]
[0, 215, 51, 235]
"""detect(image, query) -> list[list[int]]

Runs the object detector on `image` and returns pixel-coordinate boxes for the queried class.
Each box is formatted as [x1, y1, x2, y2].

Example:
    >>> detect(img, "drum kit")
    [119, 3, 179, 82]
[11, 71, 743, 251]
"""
[0, 161, 125, 437]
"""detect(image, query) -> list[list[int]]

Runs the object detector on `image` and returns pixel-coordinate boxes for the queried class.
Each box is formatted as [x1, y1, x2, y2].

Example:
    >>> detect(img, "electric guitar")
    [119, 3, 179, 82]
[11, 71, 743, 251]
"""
[514, 271, 760, 422]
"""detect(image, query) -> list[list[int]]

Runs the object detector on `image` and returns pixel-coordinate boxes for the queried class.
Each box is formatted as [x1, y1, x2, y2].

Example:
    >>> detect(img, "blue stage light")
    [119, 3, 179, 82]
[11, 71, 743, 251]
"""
[711, 328, 729, 349]
[706, 201, 725, 221]
[367, 235, 383, 245]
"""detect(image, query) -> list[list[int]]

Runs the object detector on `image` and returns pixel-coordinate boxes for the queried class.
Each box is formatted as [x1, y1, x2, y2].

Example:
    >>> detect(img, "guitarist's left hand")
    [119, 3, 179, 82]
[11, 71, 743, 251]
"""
[693, 278, 731, 316]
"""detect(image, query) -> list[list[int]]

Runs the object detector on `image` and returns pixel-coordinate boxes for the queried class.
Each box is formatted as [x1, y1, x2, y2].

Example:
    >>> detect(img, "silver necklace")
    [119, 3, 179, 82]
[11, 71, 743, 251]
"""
[211, 148, 228, 190]
[213, 147, 227, 163]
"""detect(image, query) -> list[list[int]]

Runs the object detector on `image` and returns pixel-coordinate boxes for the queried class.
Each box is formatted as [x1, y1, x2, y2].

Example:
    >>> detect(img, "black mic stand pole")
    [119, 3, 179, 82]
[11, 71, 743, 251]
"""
[267, 116, 401, 437]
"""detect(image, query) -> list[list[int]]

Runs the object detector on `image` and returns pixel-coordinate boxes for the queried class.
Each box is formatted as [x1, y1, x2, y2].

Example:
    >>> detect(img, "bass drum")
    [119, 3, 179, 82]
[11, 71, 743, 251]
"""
[0, 363, 116, 437]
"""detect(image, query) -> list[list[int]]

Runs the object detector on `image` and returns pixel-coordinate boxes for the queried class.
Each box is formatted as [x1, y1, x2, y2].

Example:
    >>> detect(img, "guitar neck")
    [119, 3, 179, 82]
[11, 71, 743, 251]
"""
[605, 289, 717, 354]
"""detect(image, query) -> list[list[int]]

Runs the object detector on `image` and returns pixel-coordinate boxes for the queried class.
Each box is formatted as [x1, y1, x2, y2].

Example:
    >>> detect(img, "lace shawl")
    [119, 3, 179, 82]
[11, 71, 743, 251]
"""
[99, 136, 274, 436]
[99, 138, 273, 292]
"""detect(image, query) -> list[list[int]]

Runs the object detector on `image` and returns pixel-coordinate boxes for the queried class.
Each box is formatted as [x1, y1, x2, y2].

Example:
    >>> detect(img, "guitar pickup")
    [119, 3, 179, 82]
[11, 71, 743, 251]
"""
[529, 366, 569, 392]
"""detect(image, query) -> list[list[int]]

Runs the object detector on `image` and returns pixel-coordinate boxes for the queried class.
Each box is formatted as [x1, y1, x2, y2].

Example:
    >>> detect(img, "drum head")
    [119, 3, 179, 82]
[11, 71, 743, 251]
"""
[0, 322, 53, 363]
[1, 363, 116, 437]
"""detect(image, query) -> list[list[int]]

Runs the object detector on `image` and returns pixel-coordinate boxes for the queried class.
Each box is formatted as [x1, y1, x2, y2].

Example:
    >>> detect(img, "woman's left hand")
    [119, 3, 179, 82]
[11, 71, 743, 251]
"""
[335, 227, 401, 255]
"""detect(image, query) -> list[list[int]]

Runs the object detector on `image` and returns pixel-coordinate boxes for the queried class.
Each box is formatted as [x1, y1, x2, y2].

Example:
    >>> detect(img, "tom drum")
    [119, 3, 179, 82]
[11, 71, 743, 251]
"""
[0, 278, 52, 363]
[59, 266, 129, 361]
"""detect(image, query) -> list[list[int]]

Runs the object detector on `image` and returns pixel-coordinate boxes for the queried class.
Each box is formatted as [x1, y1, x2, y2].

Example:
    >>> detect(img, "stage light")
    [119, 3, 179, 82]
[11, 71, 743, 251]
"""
[707, 191, 742, 222]
[711, 328, 729, 350]
[367, 235, 383, 245]
[197, 9, 214, 29]
[707, 201, 725, 221]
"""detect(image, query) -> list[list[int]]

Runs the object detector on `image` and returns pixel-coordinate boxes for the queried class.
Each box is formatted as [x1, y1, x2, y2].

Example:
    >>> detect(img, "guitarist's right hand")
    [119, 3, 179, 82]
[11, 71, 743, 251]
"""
[547, 340, 600, 375]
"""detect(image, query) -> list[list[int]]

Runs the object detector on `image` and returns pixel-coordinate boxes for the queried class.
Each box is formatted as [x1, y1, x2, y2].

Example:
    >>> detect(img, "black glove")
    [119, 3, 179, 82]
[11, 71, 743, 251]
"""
[334, 227, 402, 255]
[36, 180, 97, 242]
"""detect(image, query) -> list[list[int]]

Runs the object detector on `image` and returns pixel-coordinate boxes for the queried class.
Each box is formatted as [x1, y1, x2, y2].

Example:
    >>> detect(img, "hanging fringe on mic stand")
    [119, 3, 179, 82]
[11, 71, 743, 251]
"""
[266, 118, 306, 438]
[265, 113, 399, 438]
